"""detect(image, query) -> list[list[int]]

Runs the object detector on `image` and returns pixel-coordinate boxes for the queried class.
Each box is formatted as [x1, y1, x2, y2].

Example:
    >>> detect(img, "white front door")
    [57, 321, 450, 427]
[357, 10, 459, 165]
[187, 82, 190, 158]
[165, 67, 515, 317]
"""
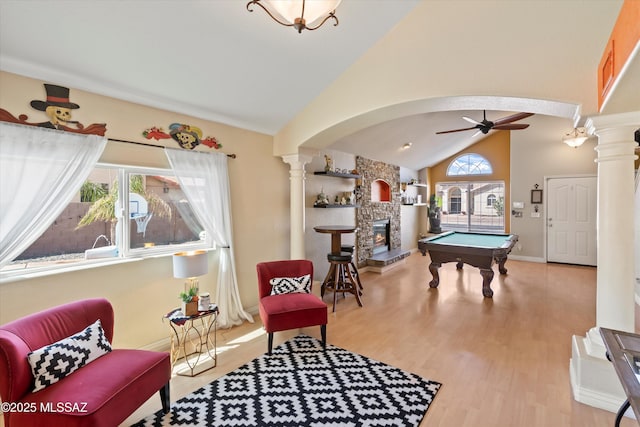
[547, 176, 597, 266]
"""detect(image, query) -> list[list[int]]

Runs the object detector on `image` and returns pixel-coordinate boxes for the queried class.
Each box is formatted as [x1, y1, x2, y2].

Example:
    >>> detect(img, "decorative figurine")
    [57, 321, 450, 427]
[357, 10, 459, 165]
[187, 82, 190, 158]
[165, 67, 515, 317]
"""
[324, 154, 333, 172]
[0, 83, 107, 135]
[314, 188, 330, 206]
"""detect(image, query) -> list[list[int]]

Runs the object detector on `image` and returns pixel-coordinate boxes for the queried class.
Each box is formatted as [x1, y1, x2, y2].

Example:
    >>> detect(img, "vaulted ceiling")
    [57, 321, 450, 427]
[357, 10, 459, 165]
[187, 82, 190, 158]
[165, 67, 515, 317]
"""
[0, 0, 634, 170]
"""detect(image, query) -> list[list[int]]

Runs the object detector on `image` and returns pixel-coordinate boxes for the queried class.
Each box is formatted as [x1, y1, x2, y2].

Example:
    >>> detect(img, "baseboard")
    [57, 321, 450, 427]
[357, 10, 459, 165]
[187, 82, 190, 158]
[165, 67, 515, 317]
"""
[140, 337, 171, 352]
[508, 255, 545, 263]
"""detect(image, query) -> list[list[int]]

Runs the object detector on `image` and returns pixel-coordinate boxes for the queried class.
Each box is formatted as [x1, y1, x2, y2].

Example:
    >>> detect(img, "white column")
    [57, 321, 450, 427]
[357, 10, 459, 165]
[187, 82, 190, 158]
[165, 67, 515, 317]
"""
[591, 113, 639, 331]
[282, 153, 313, 260]
[570, 111, 640, 413]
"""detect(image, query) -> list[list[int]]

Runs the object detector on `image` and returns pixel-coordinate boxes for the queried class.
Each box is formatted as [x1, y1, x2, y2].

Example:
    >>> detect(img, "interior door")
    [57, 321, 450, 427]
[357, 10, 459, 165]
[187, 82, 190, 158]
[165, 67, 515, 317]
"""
[547, 176, 597, 265]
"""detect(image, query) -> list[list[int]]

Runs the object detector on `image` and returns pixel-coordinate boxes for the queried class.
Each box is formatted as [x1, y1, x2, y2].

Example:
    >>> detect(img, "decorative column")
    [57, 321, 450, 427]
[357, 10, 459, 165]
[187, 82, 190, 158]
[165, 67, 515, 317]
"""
[282, 153, 313, 260]
[570, 111, 640, 413]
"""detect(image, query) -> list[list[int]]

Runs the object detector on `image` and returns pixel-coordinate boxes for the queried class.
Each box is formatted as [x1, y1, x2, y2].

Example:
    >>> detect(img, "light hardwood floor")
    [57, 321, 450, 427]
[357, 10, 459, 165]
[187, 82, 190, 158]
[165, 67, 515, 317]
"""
[124, 252, 637, 426]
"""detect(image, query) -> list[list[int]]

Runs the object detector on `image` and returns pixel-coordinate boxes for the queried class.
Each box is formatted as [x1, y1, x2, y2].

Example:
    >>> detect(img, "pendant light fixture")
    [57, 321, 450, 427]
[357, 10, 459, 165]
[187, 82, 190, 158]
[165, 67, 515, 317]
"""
[246, 0, 342, 33]
[562, 127, 589, 148]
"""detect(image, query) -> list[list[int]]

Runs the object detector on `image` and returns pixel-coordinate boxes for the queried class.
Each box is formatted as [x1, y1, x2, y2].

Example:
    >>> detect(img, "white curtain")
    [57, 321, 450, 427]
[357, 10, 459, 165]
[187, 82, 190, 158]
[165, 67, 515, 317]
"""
[0, 122, 107, 268]
[165, 148, 253, 328]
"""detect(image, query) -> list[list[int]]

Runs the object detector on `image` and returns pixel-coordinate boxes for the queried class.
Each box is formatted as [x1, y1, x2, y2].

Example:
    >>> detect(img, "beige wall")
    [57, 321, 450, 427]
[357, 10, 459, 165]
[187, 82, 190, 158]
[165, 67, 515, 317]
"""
[274, 1, 621, 154]
[0, 71, 290, 348]
[509, 115, 598, 260]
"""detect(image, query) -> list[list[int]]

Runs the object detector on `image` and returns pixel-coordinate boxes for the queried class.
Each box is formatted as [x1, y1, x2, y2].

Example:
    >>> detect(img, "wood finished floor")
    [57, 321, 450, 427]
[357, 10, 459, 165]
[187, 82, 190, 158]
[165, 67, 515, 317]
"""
[123, 252, 637, 426]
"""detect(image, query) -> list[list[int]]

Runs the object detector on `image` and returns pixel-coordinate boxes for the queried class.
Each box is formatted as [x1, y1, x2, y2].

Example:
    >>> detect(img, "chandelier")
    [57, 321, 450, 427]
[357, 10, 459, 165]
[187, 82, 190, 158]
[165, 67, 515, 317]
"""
[246, 0, 342, 34]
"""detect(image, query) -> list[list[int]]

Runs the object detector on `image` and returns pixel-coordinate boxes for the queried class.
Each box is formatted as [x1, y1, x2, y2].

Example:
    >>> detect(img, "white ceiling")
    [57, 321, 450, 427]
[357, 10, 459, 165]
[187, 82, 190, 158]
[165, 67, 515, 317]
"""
[0, 0, 635, 170]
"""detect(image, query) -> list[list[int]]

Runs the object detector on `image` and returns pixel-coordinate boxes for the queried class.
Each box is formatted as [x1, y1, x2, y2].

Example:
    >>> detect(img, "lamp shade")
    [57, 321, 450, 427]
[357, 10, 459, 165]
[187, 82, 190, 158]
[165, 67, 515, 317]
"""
[173, 250, 208, 278]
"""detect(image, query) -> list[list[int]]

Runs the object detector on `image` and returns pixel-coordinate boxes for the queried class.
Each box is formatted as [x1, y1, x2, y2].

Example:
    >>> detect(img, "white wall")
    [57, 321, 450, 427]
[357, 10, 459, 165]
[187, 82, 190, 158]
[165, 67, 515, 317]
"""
[304, 150, 358, 281]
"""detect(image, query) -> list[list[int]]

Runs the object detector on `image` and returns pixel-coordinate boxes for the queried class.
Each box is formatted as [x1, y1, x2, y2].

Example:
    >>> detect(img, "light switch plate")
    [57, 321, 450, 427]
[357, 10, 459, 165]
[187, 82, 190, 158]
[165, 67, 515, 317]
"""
[513, 202, 524, 209]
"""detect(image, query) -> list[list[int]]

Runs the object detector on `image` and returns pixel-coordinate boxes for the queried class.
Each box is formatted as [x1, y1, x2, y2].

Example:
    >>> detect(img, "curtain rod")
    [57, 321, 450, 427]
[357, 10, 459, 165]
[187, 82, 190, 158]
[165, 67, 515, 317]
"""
[108, 138, 237, 159]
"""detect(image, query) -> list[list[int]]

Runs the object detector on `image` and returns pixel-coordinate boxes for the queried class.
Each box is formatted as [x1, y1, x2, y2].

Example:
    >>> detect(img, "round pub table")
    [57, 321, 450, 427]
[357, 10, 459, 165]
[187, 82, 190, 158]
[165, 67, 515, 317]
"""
[313, 225, 357, 254]
[314, 225, 363, 311]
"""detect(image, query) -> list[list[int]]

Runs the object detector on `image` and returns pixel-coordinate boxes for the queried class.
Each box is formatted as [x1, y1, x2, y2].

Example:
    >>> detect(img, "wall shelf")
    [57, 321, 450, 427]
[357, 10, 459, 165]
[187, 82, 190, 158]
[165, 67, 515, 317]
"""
[314, 171, 361, 179]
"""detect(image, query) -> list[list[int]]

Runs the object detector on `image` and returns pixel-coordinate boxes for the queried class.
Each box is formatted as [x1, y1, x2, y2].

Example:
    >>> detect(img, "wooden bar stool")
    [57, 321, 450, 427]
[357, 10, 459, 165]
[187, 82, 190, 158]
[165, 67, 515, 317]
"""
[340, 244, 363, 293]
[321, 251, 363, 312]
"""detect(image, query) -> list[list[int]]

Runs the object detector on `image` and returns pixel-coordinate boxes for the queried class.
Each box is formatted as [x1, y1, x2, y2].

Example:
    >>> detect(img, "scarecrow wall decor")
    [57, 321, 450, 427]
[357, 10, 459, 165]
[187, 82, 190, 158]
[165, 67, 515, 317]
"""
[143, 123, 222, 150]
[0, 83, 107, 136]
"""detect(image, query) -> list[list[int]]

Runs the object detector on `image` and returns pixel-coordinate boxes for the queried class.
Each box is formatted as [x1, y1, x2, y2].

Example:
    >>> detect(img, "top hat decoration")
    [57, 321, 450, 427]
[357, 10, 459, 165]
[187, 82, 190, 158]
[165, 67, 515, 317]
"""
[30, 84, 80, 111]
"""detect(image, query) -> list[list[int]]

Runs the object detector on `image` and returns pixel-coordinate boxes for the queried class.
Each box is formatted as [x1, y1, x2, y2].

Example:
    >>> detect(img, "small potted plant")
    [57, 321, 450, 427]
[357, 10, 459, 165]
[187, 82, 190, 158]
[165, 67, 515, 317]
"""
[428, 194, 442, 234]
[179, 285, 199, 316]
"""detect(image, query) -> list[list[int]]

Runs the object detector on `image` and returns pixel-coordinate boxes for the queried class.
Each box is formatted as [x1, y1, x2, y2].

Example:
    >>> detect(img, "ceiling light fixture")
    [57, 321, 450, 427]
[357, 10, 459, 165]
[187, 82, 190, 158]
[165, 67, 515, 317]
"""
[402, 142, 412, 150]
[246, 0, 342, 34]
[562, 127, 589, 148]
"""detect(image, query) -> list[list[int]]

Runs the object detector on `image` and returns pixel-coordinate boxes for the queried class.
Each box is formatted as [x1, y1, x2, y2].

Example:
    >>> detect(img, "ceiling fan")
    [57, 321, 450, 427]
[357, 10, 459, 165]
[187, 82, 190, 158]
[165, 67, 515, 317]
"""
[436, 110, 534, 136]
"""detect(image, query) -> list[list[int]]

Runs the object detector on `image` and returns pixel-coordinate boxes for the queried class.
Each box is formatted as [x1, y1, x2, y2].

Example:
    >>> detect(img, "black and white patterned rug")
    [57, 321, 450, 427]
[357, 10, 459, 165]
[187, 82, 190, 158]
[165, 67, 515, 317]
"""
[132, 335, 441, 426]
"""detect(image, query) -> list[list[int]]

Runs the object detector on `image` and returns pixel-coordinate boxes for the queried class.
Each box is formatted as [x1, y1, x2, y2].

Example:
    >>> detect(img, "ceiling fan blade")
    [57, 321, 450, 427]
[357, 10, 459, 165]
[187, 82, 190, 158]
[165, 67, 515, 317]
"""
[493, 123, 530, 130]
[471, 129, 483, 138]
[462, 116, 483, 126]
[436, 126, 479, 135]
[493, 112, 534, 126]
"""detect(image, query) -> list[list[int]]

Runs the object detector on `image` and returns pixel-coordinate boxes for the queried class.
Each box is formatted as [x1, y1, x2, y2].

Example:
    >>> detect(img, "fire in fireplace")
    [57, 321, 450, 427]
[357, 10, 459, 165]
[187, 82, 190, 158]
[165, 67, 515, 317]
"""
[372, 219, 390, 254]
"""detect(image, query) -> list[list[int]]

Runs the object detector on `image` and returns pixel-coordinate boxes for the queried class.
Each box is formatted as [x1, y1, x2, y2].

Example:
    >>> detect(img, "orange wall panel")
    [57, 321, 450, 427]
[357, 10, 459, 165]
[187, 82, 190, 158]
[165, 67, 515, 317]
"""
[598, 0, 640, 110]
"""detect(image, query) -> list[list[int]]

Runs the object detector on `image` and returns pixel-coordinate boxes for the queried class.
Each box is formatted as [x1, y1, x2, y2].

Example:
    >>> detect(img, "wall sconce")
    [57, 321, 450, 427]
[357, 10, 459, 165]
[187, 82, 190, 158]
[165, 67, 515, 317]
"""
[562, 127, 589, 148]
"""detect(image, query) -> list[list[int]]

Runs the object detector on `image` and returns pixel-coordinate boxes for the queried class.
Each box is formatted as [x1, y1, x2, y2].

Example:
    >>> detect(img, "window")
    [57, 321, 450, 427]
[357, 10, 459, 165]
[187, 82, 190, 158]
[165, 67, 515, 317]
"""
[436, 181, 505, 233]
[2, 164, 210, 274]
[446, 153, 492, 176]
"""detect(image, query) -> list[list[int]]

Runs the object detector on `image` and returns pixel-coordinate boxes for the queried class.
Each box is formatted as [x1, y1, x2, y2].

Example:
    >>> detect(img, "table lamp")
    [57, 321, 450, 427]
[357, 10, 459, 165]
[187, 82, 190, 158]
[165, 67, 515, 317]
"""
[173, 250, 208, 315]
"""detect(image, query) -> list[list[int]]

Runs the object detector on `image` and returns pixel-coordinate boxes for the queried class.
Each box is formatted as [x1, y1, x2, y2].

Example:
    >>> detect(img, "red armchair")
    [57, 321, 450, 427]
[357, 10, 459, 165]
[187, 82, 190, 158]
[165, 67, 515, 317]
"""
[0, 298, 171, 427]
[257, 260, 328, 355]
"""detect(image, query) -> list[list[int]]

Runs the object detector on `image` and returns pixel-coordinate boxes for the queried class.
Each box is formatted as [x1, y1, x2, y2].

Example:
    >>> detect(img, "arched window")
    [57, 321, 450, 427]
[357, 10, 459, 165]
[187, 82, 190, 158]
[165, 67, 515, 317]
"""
[446, 153, 493, 176]
[487, 194, 497, 207]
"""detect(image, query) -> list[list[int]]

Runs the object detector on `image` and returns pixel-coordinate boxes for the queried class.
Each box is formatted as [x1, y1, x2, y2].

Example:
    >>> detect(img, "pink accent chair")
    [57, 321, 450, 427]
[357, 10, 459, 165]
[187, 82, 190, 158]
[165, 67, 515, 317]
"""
[257, 260, 328, 355]
[0, 298, 171, 427]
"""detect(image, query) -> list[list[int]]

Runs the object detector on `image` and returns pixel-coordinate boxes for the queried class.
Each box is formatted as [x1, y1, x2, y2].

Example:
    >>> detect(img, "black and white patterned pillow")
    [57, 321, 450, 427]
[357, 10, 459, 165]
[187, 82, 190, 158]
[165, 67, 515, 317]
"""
[269, 274, 311, 295]
[27, 319, 112, 392]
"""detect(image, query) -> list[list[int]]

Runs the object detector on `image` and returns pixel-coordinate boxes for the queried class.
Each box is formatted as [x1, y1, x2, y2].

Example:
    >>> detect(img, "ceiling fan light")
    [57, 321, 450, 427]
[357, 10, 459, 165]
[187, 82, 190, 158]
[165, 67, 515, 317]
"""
[563, 127, 589, 148]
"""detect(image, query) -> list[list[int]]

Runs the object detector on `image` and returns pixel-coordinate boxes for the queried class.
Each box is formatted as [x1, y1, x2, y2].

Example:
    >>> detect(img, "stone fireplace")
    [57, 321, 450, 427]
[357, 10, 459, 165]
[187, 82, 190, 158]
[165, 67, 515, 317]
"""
[355, 156, 401, 266]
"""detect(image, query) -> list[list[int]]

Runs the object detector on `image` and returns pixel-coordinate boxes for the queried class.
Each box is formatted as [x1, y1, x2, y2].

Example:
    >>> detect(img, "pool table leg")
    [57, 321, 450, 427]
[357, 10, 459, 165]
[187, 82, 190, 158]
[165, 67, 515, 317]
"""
[480, 269, 494, 298]
[496, 256, 508, 275]
[428, 262, 441, 288]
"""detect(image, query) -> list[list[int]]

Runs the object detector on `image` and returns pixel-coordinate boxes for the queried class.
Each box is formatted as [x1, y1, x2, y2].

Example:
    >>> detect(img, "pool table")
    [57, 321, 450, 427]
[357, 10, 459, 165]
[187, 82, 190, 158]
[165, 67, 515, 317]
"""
[418, 231, 519, 298]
